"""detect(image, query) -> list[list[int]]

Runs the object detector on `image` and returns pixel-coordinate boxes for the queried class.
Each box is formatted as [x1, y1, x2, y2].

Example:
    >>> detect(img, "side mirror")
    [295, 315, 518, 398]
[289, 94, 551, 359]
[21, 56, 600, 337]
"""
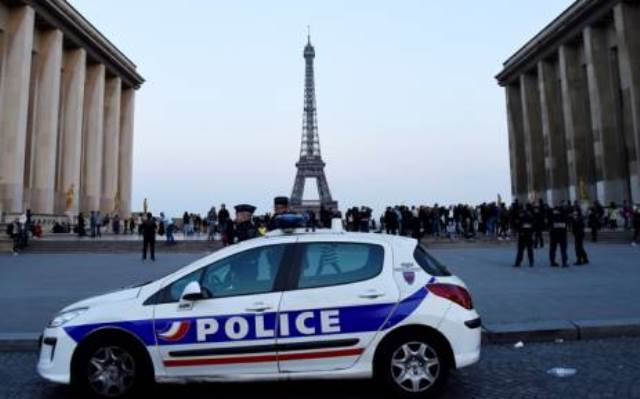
[181, 281, 204, 301]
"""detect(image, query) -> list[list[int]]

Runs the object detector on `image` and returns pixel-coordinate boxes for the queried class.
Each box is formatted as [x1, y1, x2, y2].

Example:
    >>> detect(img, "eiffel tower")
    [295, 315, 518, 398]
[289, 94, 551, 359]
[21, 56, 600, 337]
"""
[290, 32, 338, 213]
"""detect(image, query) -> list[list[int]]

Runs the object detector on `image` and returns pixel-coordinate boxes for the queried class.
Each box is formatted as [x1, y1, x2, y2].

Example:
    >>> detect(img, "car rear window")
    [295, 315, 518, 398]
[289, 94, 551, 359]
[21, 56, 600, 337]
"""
[297, 242, 384, 289]
[413, 246, 451, 277]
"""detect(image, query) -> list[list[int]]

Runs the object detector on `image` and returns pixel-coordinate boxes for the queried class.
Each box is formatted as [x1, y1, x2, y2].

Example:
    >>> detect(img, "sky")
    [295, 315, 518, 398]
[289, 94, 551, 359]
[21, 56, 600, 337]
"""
[70, 0, 573, 217]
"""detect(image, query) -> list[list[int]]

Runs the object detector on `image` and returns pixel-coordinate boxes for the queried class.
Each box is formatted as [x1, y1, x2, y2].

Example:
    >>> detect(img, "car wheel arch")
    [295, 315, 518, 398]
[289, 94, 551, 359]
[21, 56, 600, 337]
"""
[70, 326, 155, 383]
[373, 324, 456, 373]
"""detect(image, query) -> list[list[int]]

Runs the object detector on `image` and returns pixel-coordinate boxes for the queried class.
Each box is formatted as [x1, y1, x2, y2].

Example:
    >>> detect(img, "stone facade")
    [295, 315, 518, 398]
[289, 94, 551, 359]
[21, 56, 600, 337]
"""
[0, 0, 143, 219]
[497, 0, 640, 206]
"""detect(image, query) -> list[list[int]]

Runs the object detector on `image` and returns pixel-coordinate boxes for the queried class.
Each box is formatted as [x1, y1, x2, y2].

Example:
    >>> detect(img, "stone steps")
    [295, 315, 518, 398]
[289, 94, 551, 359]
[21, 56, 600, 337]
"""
[1, 230, 633, 254]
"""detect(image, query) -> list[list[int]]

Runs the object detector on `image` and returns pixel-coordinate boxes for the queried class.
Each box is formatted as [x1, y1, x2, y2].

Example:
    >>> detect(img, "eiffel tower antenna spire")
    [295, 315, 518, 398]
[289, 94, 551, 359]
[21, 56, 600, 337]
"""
[290, 32, 338, 213]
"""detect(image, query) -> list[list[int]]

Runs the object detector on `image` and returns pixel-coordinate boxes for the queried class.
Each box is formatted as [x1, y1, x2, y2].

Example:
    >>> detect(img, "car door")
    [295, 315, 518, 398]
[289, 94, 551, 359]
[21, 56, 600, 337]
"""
[277, 236, 399, 372]
[152, 243, 291, 377]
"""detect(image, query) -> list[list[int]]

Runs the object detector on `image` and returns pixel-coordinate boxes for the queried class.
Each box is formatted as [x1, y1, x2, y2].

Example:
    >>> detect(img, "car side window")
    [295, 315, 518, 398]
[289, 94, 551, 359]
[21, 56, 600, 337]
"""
[200, 244, 286, 298]
[163, 268, 204, 303]
[297, 242, 384, 289]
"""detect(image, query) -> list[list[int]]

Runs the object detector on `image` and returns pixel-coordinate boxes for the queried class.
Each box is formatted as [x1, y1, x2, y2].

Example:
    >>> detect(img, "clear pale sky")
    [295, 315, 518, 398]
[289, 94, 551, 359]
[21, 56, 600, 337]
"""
[70, 0, 573, 217]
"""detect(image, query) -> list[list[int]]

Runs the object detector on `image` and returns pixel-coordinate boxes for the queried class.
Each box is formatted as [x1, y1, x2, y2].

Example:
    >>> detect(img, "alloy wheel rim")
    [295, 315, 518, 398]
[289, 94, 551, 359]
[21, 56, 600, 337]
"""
[87, 346, 136, 397]
[390, 341, 440, 393]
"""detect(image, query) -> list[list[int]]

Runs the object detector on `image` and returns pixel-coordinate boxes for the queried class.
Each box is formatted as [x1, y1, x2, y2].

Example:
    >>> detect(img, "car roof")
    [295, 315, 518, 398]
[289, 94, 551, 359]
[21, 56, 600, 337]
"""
[262, 228, 418, 246]
[156, 230, 418, 286]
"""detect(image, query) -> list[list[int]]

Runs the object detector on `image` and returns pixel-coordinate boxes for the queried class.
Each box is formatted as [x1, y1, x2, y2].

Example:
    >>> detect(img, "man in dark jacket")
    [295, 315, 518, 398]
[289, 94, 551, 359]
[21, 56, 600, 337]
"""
[384, 207, 398, 235]
[141, 212, 157, 261]
[572, 207, 589, 265]
[633, 206, 640, 246]
[234, 204, 257, 243]
[549, 206, 569, 267]
[514, 205, 535, 267]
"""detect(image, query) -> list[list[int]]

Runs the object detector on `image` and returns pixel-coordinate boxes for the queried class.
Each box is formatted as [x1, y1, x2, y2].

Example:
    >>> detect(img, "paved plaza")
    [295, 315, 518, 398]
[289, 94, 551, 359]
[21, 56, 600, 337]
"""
[429, 243, 640, 326]
[0, 242, 638, 334]
[2, 337, 639, 398]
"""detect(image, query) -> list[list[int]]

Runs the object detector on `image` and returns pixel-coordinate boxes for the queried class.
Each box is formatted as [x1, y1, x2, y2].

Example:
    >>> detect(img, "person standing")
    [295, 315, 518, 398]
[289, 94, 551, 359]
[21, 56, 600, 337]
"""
[532, 205, 545, 249]
[234, 204, 257, 242]
[95, 211, 103, 237]
[90, 211, 97, 238]
[77, 213, 86, 237]
[268, 196, 292, 231]
[112, 214, 120, 234]
[141, 212, 157, 261]
[549, 206, 569, 267]
[572, 207, 589, 265]
[632, 206, 640, 246]
[384, 207, 398, 235]
[160, 212, 175, 245]
[207, 206, 217, 240]
[9, 218, 21, 255]
[514, 204, 535, 267]
[218, 204, 231, 245]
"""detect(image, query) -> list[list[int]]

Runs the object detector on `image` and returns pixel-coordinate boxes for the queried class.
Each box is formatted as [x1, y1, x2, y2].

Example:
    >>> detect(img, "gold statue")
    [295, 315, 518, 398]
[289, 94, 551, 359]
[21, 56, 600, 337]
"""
[579, 178, 588, 201]
[143, 198, 148, 214]
[65, 184, 75, 211]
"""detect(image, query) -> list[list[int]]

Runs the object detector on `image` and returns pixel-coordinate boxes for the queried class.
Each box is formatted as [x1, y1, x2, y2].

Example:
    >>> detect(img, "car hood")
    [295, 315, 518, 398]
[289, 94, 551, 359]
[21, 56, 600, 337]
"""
[62, 287, 141, 311]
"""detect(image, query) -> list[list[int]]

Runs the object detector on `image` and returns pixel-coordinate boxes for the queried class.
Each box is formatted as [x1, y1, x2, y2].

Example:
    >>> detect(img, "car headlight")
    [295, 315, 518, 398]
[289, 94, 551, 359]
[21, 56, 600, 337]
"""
[48, 307, 89, 328]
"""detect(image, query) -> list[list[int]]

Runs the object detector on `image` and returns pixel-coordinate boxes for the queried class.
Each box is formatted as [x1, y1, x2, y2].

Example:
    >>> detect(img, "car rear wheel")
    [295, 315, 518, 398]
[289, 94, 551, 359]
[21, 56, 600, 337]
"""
[377, 336, 449, 398]
[73, 337, 151, 398]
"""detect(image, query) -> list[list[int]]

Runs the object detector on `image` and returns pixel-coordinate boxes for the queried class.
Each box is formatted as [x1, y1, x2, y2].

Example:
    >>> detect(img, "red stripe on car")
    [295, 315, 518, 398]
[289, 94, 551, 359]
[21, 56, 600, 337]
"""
[163, 348, 365, 367]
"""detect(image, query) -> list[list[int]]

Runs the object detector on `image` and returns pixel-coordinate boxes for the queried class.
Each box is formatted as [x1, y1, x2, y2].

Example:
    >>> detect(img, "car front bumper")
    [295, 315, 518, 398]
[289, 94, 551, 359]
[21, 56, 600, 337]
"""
[37, 327, 76, 384]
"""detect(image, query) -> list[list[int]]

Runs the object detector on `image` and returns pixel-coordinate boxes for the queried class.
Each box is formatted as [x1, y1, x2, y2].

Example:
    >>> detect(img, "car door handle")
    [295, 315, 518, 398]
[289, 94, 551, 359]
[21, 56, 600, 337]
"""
[359, 290, 385, 299]
[245, 303, 272, 312]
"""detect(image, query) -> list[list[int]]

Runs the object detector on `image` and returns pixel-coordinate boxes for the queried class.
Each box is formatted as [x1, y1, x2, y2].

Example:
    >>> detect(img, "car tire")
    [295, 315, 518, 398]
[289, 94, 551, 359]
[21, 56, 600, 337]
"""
[376, 334, 450, 398]
[72, 335, 152, 398]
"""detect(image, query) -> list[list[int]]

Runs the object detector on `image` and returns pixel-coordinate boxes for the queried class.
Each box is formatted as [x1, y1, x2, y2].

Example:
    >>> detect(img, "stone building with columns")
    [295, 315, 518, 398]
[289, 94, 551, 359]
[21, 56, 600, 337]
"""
[496, 0, 640, 206]
[0, 0, 143, 221]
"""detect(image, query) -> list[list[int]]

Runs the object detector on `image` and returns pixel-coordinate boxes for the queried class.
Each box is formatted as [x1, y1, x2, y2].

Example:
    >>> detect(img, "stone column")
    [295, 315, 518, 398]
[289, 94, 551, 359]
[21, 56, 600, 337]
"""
[80, 64, 105, 212]
[0, 6, 34, 214]
[614, 2, 640, 204]
[584, 25, 628, 204]
[520, 73, 547, 202]
[118, 88, 135, 218]
[505, 83, 528, 201]
[538, 59, 569, 205]
[55, 48, 86, 215]
[559, 43, 597, 203]
[30, 29, 63, 214]
[100, 77, 121, 214]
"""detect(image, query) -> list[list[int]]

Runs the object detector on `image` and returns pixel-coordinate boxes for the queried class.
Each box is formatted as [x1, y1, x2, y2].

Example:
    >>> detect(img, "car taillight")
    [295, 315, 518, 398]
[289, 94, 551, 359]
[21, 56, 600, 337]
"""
[427, 283, 474, 310]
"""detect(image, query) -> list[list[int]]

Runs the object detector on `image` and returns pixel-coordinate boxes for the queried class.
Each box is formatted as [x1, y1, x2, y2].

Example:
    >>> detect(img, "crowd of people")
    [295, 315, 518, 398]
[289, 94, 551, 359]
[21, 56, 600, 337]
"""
[341, 200, 640, 245]
[5, 198, 640, 259]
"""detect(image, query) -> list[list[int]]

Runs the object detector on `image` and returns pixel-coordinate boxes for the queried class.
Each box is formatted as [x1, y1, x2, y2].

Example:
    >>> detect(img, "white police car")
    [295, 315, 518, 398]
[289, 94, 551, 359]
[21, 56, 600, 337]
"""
[38, 225, 481, 398]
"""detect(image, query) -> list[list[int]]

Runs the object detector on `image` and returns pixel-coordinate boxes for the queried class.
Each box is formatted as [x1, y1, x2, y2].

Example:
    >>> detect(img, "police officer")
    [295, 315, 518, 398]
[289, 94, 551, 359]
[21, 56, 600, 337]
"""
[234, 204, 257, 243]
[632, 205, 640, 246]
[549, 206, 569, 267]
[572, 207, 589, 265]
[268, 196, 291, 231]
[514, 204, 535, 267]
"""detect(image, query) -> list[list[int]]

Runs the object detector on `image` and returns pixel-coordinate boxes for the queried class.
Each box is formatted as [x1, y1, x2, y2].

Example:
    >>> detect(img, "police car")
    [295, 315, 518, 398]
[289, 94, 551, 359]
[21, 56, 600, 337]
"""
[38, 221, 481, 398]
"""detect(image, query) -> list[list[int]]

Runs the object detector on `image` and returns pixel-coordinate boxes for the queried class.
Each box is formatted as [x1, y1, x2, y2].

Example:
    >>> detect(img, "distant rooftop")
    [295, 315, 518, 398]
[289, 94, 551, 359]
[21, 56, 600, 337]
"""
[21, 0, 145, 88]
[495, 0, 615, 85]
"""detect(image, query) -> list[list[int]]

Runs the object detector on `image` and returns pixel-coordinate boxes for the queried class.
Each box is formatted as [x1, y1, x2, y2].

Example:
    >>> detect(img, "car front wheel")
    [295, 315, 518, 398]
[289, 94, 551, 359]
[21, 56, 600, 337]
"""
[73, 337, 151, 398]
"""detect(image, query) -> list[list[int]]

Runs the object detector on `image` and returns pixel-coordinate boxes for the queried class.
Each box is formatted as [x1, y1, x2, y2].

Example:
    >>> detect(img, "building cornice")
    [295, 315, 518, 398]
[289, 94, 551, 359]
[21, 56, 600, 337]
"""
[495, 0, 619, 86]
[15, 0, 144, 89]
